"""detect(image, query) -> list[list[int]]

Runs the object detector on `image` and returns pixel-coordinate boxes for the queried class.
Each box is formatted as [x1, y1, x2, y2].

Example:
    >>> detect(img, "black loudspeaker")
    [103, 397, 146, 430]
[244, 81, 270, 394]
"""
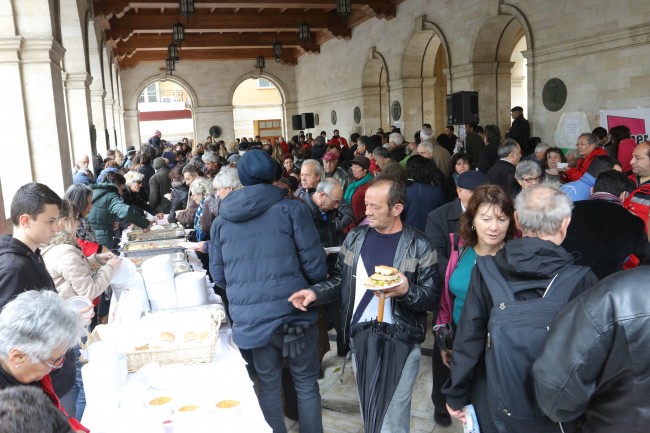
[301, 113, 315, 129]
[292, 114, 303, 130]
[446, 91, 479, 125]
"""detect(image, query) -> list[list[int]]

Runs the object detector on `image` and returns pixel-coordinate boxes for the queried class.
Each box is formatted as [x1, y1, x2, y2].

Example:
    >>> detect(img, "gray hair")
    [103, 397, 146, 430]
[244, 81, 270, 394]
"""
[189, 176, 215, 196]
[123, 170, 144, 187]
[498, 138, 519, 158]
[417, 141, 434, 155]
[0, 386, 73, 433]
[534, 142, 550, 155]
[579, 133, 599, 146]
[515, 183, 573, 237]
[213, 167, 241, 190]
[389, 133, 404, 146]
[202, 151, 220, 164]
[301, 159, 323, 177]
[0, 291, 84, 361]
[315, 178, 341, 196]
[63, 183, 91, 215]
[515, 160, 542, 180]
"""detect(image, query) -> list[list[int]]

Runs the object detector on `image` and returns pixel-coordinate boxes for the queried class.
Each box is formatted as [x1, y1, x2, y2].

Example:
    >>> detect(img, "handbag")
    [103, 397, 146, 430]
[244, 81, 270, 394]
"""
[433, 322, 455, 351]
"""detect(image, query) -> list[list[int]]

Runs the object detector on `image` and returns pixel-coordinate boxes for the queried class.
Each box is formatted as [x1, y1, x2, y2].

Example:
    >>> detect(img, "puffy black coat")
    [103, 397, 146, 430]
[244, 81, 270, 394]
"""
[534, 267, 650, 433]
[209, 183, 327, 349]
[167, 184, 189, 224]
[149, 167, 172, 214]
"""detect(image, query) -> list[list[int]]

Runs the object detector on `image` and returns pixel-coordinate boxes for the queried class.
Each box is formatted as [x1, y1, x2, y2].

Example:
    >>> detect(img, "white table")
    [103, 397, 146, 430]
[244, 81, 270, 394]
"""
[81, 328, 271, 433]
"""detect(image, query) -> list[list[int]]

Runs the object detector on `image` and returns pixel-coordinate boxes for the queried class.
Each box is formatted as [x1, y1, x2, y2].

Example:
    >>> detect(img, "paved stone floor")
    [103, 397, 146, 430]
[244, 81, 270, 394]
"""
[280, 315, 464, 433]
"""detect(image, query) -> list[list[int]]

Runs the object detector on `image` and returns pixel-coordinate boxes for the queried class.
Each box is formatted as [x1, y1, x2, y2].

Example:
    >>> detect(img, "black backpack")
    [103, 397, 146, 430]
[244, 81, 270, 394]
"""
[476, 256, 590, 433]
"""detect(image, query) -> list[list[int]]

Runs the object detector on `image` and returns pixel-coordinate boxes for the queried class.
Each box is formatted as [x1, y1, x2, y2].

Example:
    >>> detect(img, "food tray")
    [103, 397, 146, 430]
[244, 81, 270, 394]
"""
[126, 251, 189, 268]
[127, 228, 186, 243]
[84, 305, 226, 372]
[122, 238, 186, 257]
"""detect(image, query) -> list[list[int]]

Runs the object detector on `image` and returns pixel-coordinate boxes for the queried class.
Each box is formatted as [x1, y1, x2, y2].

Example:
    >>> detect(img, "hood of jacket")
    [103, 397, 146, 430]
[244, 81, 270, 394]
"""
[218, 183, 287, 223]
[90, 182, 119, 200]
[0, 235, 33, 260]
[494, 236, 575, 281]
[41, 232, 80, 255]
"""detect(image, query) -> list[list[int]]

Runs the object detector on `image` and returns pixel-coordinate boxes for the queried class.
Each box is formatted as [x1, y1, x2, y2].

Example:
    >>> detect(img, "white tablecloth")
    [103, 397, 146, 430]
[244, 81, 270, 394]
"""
[80, 328, 271, 433]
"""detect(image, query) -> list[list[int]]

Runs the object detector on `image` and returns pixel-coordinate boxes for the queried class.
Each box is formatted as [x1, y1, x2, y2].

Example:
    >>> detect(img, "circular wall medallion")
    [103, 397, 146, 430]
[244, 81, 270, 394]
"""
[331, 110, 337, 125]
[353, 106, 361, 124]
[314, 113, 319, 126]
[542, 78, 567, 112]
[391, 101, 401, 121]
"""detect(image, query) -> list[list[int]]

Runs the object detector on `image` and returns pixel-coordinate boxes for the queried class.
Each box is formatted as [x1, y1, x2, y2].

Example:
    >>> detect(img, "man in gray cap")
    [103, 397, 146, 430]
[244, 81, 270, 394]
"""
[508, 105, 530, 153]
[424, 169, 489, 427]
[209, 149, 327, 433]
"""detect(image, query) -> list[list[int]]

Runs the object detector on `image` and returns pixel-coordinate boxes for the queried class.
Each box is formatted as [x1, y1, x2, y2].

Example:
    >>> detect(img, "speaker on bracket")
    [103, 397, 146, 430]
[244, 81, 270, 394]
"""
[446, 91, 479, 125]
[301, 113, 315, 129]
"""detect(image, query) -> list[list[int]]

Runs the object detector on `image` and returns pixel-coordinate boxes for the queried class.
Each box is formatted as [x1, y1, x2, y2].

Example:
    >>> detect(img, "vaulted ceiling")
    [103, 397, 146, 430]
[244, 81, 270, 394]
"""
[94, 0, 404, 68]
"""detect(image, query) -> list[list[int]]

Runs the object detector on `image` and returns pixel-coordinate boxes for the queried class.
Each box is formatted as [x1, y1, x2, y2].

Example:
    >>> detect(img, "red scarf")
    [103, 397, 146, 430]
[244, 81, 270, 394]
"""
[39, 374, 89, 432]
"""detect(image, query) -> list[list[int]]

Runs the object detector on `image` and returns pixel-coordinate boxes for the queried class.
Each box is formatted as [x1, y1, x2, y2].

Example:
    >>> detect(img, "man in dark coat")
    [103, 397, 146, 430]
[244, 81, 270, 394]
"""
[148, 157, 172, 214]
[209, 150, 327, 433]
[562, 170, 647, 279]
[508, 106, 530, 150]
[424, 170, 488, 426]
[487, 138, 521, 196]
[533, 267, 650, 433]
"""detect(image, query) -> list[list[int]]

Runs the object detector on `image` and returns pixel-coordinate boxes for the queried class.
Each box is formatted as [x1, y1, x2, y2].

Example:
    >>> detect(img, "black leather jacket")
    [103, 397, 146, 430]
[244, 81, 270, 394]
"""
[309, 225, 439, 344]
[533, 266, 650, 433]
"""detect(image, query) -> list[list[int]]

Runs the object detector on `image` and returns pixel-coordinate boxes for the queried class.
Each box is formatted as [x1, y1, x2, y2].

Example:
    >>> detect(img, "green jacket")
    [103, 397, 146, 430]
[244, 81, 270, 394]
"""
[87, 183, 149, 247]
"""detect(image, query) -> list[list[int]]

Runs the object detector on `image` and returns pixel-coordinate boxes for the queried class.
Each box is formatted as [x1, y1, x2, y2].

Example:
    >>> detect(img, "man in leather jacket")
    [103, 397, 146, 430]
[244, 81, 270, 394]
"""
[533, 266, 650, 433]
[290, 177, 438, 433]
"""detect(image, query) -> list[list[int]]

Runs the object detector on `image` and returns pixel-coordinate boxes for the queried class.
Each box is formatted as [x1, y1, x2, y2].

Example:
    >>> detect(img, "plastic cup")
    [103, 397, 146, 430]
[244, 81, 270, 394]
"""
[67, 296, 93, 320]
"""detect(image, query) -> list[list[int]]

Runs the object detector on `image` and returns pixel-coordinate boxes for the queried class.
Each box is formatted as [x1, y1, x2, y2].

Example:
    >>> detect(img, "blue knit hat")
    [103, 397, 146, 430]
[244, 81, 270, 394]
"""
[238, 149, 277, 186]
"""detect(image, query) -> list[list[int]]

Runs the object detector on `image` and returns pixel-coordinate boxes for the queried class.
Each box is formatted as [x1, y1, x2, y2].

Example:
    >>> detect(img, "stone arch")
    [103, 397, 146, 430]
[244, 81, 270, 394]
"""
[133, 75, 199, 111]
[470, 6, 533, 134]
[361, 49, 390, 133]
[401, 19, 452, 136]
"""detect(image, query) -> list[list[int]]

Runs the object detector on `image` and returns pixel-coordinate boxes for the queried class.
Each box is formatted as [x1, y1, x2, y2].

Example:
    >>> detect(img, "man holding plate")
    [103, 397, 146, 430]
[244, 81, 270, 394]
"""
[290, 176, 438, 433]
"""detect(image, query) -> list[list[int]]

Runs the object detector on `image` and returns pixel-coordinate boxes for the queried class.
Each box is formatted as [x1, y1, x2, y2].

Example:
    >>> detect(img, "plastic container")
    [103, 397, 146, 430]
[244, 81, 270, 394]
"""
[67, 296, 93, 320]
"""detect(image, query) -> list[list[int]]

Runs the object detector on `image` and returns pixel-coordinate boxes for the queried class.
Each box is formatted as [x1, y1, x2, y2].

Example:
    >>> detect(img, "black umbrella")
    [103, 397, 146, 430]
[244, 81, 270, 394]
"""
[350, 292, 415, 433]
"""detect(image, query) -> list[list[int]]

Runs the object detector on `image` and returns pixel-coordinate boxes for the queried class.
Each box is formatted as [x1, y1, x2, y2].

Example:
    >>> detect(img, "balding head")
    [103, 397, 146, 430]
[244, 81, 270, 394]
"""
[515, 184, 573, 244]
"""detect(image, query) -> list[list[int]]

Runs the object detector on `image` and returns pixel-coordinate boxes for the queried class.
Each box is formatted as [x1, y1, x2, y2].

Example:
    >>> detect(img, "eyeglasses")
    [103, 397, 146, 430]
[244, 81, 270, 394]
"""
[36, 353, 66, 370]
[522, 176, 542, 184]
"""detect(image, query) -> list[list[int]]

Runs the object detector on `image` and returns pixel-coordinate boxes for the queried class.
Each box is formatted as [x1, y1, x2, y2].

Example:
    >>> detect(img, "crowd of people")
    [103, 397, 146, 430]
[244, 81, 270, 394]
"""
[1, 112, 649, 433]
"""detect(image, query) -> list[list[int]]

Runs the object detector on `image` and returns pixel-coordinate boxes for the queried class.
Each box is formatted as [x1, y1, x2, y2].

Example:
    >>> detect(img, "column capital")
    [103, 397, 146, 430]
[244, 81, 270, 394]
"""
[104, 97, 115, 106]
[91, 89, 106, 99]
[0, 37, 22, 62]
[20, 38, 66, 64]
[64, 72, 93, 89]
[123, 110, 139, 119]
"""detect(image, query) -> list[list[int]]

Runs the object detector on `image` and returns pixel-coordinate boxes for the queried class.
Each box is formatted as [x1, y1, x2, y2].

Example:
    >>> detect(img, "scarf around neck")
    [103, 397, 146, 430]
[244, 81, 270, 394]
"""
[344, 173, 372, 202]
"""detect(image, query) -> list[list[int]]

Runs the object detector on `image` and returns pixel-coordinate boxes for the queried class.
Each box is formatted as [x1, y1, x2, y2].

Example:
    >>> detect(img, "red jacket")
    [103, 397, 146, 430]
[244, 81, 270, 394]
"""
[40, 374, 89, 432]
[563, 147, 608, 182]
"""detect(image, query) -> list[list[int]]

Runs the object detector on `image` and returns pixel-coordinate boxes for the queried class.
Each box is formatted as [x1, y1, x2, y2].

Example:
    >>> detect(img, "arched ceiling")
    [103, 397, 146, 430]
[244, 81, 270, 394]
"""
[94, 0, 404, 68]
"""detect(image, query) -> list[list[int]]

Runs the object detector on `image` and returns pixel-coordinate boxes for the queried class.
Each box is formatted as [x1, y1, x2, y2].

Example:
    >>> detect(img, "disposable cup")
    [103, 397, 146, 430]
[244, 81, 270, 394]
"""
[67, 296, 94, 320]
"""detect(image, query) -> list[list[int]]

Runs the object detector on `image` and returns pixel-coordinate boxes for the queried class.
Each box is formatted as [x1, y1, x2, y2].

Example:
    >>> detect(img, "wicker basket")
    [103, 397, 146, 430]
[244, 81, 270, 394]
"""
[83, 305, 225, 372]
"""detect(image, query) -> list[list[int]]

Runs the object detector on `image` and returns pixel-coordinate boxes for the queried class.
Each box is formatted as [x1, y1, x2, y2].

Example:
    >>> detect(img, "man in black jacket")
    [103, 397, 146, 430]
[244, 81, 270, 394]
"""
[290, 177, 438, 433]
[0, 183, 78, 417]
[562, 170, 647, 279]
[533, 267, 650, 433]
[487, 138, 522, 195]
[508, 106, 530, 151]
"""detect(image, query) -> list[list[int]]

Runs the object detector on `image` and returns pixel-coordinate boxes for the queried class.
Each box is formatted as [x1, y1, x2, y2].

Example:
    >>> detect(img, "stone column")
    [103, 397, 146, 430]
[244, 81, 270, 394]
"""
[91, 88, 108, 153]
[362, 87, 381, 136]
[401, 78, 423, 138]
[104, 97, 116, 150]
[64, 72, 94, 168]
[0, 37, 33, 209]
[123, 110, 141, 148]
[496, 62, 515, 136]
[18, 38, 72, 195]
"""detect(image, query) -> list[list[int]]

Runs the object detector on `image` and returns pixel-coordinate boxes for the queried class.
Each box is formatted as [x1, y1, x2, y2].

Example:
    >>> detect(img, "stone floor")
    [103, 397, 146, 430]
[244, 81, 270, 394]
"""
[280, 318, 464, 433]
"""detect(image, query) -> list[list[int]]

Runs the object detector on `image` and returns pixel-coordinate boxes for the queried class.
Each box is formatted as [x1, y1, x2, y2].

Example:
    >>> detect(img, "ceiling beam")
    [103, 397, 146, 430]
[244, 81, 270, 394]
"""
[117, 47, 301, 68]
[105, 10, 351, 41]
[114, 32, 313, 54]
[95, 0, 397, 20]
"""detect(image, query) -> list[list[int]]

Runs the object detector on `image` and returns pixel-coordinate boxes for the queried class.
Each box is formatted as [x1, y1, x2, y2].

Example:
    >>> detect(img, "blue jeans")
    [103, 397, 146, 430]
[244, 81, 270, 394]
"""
[71, 343, 86, 419]
[251, 324, 322, 433]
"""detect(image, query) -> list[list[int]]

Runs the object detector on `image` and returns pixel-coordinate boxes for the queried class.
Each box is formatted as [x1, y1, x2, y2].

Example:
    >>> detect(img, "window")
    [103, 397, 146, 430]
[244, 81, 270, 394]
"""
[146, 83, 158, 103]
[257, 78, 275, 89]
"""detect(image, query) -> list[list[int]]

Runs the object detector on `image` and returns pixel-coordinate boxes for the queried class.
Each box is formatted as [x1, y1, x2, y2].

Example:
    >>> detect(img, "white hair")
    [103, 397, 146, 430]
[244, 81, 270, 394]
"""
[301, 159, 323, 177]
[389, 133, 404, 146]
[213, 167, 242, 190]
[315, 178, 341, 196]
[515, 160, 542, 180]
[0, 291, 84, 361]
[124, 170, 144, 187]
[515, 183, 572, 237]
[189, 176, 215, 195]
[202, 151, 220, 164]
[419, 127, 434, 142]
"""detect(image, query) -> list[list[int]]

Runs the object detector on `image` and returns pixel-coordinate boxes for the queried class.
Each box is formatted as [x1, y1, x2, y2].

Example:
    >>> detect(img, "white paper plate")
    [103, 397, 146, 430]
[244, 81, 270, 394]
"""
[363, 277, 404, 291]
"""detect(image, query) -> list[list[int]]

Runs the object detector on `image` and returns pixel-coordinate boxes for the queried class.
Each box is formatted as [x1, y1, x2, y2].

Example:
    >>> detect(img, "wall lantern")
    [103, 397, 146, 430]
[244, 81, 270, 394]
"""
[273, 38, 283, 63]
[256, 54, 266, 74]
[179, 0, 195, 18]
[168, 43, 180, 63]
[298, 22, 311, 40]
[166, 57, 176, 74]
[337, 0, 352, 16]
[172, 21, 185, 46]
